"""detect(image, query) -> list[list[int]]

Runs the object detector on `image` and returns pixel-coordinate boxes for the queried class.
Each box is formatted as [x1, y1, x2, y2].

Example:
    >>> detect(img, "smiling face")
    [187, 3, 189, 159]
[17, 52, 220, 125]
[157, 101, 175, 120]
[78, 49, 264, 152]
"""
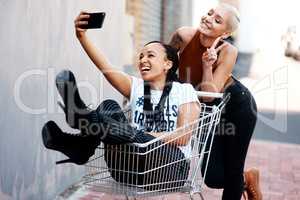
[138, 42, 172, 82]
[198, 4, 239, 38]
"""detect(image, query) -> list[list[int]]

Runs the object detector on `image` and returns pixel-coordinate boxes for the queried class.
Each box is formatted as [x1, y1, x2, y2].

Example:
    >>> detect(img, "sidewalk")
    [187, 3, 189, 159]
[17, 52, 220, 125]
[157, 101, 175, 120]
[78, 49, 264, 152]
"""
[58, 139, 300, 200]
[202, 140, 300, 200]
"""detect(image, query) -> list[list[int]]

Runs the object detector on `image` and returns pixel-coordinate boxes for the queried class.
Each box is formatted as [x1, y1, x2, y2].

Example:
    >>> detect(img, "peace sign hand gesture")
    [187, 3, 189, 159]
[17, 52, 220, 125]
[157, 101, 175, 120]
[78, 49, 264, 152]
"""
[202, 37, 228, 68]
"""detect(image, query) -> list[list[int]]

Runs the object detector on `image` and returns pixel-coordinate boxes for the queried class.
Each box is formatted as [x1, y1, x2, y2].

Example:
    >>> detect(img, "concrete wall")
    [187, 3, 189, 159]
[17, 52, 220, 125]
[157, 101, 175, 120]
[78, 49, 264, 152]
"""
[162, 0, 193, 42]
[0, 1, 129, 199]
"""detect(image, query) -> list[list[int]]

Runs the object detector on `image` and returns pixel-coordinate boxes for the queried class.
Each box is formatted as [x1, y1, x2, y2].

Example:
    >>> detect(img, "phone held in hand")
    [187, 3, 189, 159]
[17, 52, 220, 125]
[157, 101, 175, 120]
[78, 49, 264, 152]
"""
[82, 12, 106, 29]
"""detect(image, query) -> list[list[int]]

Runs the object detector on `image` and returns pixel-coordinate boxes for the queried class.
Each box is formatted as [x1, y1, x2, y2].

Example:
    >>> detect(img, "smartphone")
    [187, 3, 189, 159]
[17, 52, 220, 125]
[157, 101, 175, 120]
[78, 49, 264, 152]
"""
[82, 12, 106, 29]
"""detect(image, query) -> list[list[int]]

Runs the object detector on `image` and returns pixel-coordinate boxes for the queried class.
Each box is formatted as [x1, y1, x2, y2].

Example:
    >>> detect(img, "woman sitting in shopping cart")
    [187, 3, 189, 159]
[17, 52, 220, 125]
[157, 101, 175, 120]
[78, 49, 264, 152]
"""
[42, 11, 201, 189]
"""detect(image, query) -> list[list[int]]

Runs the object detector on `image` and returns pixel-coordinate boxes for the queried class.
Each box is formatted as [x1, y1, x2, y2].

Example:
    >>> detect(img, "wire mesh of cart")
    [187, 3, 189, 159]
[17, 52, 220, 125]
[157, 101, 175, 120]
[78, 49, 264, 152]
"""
[82, 92, 230, 200]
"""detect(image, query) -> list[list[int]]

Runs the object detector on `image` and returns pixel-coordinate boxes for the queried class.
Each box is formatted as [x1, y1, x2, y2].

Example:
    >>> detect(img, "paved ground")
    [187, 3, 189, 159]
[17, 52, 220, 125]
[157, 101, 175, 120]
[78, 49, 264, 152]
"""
[57, 139, 300, 200]
[202, 140, 300, 200]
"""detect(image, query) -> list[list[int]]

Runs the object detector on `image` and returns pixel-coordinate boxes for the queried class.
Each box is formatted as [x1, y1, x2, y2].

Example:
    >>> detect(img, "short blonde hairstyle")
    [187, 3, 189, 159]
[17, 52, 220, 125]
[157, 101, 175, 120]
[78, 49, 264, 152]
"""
[219, 3, 240, 32]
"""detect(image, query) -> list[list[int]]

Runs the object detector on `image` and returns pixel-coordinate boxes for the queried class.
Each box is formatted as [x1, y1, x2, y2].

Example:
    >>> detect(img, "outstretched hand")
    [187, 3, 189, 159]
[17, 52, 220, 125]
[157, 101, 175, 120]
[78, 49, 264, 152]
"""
[202, 37, 228, 68]
[74, 11, 90, 39]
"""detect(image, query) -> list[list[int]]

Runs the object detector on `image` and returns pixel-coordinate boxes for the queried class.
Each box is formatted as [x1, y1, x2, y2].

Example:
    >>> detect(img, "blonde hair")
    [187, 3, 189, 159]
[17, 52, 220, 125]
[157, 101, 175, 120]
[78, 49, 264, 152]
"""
[219, 3, 240, 32]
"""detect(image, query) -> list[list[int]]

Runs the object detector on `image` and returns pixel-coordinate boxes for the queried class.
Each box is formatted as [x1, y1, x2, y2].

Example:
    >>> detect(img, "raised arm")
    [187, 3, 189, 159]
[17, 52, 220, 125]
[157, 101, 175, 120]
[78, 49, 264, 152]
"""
[168, 27, 197, 53]
[75, 12, 132, 98]
[168, 29, 184, 52]
[201, 37, 238, 101]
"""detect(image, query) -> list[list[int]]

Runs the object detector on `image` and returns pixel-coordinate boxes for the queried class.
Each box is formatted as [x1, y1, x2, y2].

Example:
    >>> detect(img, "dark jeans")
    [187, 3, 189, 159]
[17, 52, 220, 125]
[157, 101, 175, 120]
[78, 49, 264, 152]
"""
[201, 77, 257, 200]
[96, 100, 190, 190]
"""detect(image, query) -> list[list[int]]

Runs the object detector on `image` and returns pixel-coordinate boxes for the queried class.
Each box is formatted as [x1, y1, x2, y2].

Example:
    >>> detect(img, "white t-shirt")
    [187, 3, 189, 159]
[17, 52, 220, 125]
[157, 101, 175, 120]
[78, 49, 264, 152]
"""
[129, 76, 199, 157]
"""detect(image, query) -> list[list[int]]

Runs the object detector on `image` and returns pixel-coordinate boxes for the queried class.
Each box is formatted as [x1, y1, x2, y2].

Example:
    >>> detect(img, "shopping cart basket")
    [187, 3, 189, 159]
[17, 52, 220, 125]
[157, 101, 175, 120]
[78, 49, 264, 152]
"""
[82, 92, 230, 200]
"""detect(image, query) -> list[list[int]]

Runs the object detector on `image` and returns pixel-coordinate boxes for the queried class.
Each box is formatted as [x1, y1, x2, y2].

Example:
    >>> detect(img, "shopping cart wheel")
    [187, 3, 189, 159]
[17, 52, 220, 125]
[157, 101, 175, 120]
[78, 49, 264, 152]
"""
[125, 196, 137, 200]
[190, 192, 205, 200]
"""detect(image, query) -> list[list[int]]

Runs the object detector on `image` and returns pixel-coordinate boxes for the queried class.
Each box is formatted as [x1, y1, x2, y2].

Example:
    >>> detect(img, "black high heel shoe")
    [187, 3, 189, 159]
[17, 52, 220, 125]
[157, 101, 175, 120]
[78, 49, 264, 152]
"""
[55, 70, 91, 130]
[42, 120, 100, 165]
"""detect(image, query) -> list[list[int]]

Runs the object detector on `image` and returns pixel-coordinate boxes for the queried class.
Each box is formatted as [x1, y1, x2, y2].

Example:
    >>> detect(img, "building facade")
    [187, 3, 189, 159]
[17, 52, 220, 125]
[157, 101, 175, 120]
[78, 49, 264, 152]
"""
[126, 0, 193, 50]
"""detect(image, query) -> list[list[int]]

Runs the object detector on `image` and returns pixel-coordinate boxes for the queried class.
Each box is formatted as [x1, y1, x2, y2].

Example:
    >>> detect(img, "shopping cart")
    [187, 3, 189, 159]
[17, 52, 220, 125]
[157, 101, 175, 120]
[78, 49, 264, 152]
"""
[82, 92, 230, 200]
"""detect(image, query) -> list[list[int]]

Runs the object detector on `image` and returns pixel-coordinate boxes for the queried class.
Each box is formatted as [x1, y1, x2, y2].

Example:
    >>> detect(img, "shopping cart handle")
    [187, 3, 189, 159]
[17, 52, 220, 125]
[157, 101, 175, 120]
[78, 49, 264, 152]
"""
[196, 91, 224, 98]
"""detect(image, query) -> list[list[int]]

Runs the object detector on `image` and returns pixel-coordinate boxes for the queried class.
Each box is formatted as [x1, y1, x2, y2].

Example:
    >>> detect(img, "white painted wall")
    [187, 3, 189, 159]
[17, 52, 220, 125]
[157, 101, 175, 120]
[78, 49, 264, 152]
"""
[0, 1, 131, 199]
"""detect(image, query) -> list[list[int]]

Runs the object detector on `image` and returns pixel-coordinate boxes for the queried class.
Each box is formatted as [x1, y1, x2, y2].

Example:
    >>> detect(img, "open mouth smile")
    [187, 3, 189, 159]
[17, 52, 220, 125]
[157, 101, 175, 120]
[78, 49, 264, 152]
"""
[140, 66, 151, 73]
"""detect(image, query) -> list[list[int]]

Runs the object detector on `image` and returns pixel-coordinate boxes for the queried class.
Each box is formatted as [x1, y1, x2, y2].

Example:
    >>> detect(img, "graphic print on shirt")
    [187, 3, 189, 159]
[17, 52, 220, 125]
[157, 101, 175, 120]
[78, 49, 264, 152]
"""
[133, 96, 178, 132]
[136, 97, 144, 107]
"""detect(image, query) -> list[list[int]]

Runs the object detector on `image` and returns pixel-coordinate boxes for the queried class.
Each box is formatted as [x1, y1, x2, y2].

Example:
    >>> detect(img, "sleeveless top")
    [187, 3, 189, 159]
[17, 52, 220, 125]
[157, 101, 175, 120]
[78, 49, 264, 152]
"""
[179, 30, 231, 90]
[179, 31, 206, 89]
